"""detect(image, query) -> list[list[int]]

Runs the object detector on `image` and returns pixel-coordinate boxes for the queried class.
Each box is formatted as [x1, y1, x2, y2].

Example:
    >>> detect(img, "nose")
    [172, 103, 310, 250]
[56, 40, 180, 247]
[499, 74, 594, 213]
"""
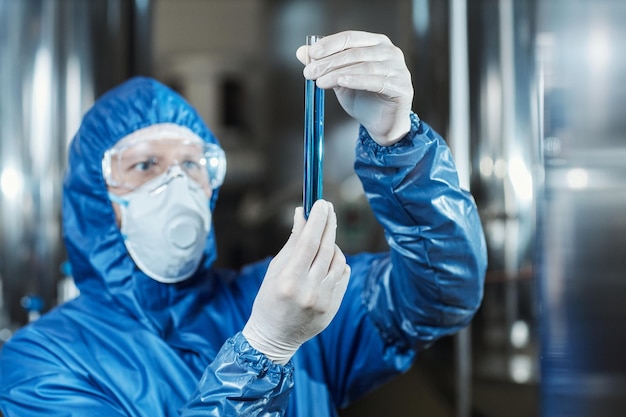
[165, 164, 186, 178]
[148, 165, 189, 194]
[151, 165, 213, 199]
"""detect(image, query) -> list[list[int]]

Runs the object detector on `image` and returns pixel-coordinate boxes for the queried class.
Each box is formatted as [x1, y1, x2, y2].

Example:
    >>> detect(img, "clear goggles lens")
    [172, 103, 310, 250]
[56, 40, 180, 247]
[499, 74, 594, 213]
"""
[103, 138, 226, 191]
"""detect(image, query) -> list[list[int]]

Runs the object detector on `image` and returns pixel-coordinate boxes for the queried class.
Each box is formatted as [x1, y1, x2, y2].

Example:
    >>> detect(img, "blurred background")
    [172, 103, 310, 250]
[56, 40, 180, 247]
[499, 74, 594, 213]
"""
[1, 0, 625, 416]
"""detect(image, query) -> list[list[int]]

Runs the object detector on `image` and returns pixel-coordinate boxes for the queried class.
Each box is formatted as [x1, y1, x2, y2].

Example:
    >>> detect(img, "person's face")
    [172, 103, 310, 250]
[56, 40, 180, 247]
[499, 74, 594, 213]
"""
[105, 137, 214, 226]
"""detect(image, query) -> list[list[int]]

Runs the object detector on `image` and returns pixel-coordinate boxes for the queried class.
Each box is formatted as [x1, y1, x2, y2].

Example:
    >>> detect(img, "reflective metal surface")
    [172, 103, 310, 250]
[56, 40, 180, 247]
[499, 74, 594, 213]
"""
[467, 0, 540, 386]
[0, 0, 149, 337]
[537, 0, 626, 415]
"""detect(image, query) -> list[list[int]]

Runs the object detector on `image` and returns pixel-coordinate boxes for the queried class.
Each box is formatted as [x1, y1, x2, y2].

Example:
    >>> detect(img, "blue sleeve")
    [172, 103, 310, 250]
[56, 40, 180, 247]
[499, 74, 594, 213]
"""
[356, 112, 486, 349]
[317, 113, 486, 408]
[179, 332, 294, 417]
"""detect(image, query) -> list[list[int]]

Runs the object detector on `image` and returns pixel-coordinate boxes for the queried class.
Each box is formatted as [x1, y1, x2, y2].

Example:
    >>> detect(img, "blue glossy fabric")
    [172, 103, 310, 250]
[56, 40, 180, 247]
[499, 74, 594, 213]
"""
[0, 76, 487, 416]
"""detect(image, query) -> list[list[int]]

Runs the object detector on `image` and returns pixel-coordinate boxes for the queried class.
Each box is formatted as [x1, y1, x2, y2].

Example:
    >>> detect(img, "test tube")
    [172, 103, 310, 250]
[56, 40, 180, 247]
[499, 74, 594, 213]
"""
[303, 35, 325, 219]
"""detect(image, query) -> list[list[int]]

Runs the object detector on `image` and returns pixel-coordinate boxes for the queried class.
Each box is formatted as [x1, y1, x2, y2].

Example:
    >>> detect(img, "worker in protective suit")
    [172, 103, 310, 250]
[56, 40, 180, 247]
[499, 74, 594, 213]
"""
[0, 31, 486, 416]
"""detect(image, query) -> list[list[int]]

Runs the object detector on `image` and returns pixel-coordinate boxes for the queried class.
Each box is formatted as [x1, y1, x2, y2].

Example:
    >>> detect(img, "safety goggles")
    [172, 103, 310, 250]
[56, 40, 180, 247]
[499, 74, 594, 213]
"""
[102, 123, 226, 191]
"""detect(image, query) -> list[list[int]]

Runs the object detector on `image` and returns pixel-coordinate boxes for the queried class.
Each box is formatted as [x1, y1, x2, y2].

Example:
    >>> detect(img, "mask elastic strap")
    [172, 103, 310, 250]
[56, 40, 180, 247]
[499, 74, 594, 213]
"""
[108, 192, 129, 207]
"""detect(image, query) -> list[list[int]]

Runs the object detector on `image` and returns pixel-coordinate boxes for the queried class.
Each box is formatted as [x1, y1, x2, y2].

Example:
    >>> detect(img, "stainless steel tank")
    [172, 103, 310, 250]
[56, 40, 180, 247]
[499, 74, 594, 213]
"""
[0, 0, 151, 340]
[467, 0, 541, 387]
[536, 0, 626, 415]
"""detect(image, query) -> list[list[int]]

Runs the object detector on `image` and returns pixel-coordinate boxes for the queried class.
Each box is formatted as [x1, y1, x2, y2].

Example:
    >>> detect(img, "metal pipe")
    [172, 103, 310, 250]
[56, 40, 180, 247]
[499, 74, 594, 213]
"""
[449, 1, 472, 416]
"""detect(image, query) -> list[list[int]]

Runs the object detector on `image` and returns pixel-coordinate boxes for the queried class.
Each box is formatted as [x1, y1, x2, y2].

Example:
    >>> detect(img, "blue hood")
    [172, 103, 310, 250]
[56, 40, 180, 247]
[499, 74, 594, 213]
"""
[62, 76, 222, 333]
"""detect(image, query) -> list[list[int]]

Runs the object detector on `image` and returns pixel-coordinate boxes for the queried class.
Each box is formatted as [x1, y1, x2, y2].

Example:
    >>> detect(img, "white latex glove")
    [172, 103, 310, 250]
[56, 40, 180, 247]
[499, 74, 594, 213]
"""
[242, 200, 351, 365]
[296, 30, 414, 146]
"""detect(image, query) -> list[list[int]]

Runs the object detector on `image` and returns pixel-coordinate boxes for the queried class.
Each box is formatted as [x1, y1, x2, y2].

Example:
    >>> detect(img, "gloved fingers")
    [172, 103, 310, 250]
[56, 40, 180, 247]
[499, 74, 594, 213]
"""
[297, 31, 397, 71]
[333, 263, 351, 301]
[318, 255, 351, 313]
[317, 65, 410, 99]
[308, 201, 338, 281]
[295, 30, 387, 66]
[285, 206, 307, 251]
[293, 199, 332, 271]
[296, 33, 382, 66]
[296, 45, 308, 65]
[293, 206, 306, 230]
[268, 206, 307, 271]
[320, 245, 348, 285]
[310, 30, 393, 60]
[303, 44, 403, 81]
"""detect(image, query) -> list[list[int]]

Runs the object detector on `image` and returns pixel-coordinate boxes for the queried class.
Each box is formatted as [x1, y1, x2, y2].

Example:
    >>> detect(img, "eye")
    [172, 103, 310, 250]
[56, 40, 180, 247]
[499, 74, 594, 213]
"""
[131, 156, 159, 172]
[181, 158, 203, 171]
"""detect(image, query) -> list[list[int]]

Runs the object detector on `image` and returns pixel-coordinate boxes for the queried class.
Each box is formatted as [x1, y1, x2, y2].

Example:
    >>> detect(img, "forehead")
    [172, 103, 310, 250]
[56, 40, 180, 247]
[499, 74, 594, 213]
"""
[110, 123, 205, 153]
[119, 138, 202, 157]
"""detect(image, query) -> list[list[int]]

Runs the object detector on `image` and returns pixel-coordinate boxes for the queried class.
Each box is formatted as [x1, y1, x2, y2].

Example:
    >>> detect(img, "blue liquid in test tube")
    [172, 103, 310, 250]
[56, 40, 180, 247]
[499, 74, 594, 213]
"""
[303, 35, 325, 219]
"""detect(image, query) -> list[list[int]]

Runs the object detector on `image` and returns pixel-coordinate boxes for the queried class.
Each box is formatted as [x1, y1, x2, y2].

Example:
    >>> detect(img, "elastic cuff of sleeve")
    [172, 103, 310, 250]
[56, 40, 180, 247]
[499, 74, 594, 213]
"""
[358, 112, 422, 154]
[230, 332, 294, 377]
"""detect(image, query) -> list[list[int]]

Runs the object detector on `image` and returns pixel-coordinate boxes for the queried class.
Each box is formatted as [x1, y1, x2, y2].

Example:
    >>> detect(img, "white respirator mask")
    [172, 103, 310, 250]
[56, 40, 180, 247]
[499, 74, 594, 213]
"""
[103, 124, 226, 284]
[109, 167, 211, 283]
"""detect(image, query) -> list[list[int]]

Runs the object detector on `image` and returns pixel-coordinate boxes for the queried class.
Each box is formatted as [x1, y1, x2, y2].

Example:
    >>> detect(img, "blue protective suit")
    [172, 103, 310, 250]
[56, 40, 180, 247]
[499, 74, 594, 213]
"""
[0, 76, 486, 416]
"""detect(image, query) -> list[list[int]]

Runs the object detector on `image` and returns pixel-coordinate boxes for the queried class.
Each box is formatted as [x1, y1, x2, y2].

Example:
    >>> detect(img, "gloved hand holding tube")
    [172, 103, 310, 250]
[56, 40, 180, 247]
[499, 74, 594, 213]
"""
[242, 200, 351, 365]
[244, 30, 415, 365]
[296, 30, 414, 146]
